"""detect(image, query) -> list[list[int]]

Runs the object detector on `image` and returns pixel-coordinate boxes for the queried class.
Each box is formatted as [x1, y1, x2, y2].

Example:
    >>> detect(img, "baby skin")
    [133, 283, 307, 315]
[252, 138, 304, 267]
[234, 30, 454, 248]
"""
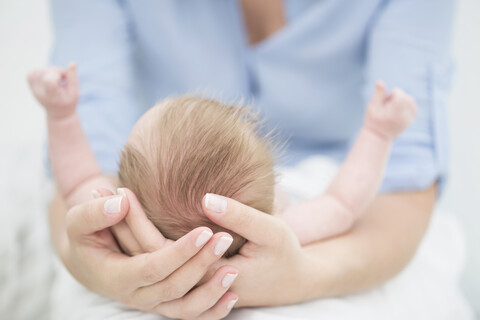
[28, 63, 417, 252]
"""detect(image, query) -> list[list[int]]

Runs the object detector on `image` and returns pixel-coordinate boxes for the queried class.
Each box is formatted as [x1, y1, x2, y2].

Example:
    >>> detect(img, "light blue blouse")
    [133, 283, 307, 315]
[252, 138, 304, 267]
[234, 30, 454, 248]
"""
[50, 0, 455, 193]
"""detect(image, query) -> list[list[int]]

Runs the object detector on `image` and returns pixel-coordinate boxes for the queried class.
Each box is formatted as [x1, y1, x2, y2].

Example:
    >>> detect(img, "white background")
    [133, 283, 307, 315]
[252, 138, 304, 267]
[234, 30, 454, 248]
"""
[0, 0, 479, 315]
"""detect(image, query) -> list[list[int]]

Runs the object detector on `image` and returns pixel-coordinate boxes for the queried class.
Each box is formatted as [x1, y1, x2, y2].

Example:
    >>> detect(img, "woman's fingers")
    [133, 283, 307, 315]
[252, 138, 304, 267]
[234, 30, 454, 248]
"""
[196, 292, 238, 320]
[153, 265, 239, 319]
[118, 187, 168, 252]
[92, 227, 212, 298]
[124, 227, 215, 287]
[150, 232, 233, 291]
[66, 195, 129, 238]
[91, 186, 166, 255]
[130, 232, 232, 303]
[178, 266, 237, 311]
[90, 187, 145, 255]
[110, 220, 144, 255]
[202, 193, 285, 246]
[63, 190, 240, 318]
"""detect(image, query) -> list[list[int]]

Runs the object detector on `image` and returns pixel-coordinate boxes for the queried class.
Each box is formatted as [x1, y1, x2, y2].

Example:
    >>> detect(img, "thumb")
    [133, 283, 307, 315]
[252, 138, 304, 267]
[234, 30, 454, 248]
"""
[66, 195, 129, 238]
[368, 81, 387, 108]
[202, 193, 285, 246]
[120, 188, 168, 251]
[65, 62, 79, 96]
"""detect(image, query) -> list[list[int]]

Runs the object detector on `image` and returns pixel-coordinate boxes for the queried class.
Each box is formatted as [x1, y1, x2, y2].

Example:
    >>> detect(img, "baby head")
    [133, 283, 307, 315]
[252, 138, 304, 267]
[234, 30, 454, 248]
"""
[118, 96, 275, 256]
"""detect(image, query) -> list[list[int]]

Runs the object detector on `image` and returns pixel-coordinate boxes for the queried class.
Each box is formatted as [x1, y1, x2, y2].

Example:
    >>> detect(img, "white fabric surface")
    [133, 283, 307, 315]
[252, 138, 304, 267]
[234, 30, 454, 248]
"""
[0, 146, 474, 319]
[0, 144, 54, 320]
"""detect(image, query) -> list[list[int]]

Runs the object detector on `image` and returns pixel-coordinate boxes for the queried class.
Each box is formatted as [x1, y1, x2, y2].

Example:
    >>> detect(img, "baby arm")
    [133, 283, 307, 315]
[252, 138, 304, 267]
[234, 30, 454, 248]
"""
[280, 82, 418, 245]
[28, 64, 111, 207]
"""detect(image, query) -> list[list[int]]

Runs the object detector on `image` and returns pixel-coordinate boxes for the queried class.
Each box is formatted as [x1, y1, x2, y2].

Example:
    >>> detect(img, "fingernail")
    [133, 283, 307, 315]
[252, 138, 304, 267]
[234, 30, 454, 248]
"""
[104, 196, 123, 214]
[91, 189, 101, 199]
[195, 230, 213, 247]
[222, 273, 238, 288]
[205, 193, 227, 213]
[214, 236, 233, 255]
[116, 188, 126, 197]
[227, 298, 238, 310]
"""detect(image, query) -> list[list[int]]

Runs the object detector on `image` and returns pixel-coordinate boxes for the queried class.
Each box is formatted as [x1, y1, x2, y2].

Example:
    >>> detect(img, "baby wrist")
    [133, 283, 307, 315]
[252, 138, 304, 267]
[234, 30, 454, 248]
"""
[362, 123, 393, 143]
[47, 109, 78, 126]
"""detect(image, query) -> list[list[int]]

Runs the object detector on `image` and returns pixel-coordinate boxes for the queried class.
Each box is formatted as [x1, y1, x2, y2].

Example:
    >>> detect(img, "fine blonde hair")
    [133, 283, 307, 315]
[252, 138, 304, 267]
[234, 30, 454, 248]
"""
[118, 96, 276, 256]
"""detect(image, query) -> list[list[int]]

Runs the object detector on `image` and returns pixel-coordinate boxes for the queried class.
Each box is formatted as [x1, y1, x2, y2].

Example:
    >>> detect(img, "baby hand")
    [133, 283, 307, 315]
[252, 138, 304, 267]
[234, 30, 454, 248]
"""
[27, 63, 79, 119]
[364, 82, 418, 140]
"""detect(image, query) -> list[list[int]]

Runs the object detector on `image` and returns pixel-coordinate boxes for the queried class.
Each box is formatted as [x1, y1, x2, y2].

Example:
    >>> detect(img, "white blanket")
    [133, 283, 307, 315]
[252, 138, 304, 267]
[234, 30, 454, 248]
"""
[0, 146, 475, 320]
[0, 144, 54, 320]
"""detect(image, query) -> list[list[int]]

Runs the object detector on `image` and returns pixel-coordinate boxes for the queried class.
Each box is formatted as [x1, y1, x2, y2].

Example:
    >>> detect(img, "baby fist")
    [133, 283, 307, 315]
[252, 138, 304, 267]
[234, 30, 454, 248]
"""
[365, 82, 418, 140]
[27, 63, 79, 119]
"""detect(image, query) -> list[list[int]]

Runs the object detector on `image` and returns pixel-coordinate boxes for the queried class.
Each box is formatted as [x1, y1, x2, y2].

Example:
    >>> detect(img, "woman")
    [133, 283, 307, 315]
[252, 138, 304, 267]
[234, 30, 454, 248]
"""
[49, 0, 454, 318]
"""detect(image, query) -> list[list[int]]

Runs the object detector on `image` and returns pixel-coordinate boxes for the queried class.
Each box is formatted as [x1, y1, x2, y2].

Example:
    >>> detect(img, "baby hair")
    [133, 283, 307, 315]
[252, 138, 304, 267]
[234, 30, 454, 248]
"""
[118, 96, 276, 256]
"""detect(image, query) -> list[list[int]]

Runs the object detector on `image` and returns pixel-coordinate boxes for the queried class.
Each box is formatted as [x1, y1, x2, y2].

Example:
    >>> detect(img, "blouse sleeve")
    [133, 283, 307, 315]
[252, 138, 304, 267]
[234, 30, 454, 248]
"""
[50, 0, 142, 174]
[364, 0, 456, 193]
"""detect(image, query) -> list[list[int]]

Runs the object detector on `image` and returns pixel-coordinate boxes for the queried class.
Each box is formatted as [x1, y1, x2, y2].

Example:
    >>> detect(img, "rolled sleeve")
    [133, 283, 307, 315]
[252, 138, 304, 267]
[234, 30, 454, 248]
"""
[364, 0, 455, 194]
[50, 0, 142, 174]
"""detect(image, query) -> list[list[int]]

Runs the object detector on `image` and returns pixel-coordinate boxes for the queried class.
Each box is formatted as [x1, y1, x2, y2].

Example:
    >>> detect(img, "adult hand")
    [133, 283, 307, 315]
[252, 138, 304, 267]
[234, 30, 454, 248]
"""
[56, 188, 240, 319]
[202, 186, 437, 307]
[202, 193, 314, 307]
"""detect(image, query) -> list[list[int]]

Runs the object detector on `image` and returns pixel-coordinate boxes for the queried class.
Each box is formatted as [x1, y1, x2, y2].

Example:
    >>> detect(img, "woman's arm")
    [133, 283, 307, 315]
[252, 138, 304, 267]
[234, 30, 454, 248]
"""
[202, 185, 435, 306]
[301, 185, 436, 300]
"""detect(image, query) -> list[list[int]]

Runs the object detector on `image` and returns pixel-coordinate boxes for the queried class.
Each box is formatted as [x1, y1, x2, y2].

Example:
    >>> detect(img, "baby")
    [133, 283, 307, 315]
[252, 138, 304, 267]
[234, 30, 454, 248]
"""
[28, 63, 417, 255]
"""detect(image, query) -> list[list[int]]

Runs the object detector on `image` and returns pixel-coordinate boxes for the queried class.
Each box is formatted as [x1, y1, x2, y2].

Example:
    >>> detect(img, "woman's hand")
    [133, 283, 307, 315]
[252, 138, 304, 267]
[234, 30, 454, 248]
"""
[200, 187, 437, 307]
[51, 188, 240, 319]
[202, 193, 315, 307]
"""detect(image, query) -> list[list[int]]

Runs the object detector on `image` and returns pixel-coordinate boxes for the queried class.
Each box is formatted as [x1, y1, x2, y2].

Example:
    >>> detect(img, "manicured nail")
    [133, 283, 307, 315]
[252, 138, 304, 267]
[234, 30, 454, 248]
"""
[116, 188, 126, 197]
[104, 196, 123, 214]
[222, 273, 238, 288]
[205, 193, 227, 213]
[227, 298, 238, 310]
[195, 230, 213, 247]
[91, 189, 101, 199]
[214, 236, 233, 255]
